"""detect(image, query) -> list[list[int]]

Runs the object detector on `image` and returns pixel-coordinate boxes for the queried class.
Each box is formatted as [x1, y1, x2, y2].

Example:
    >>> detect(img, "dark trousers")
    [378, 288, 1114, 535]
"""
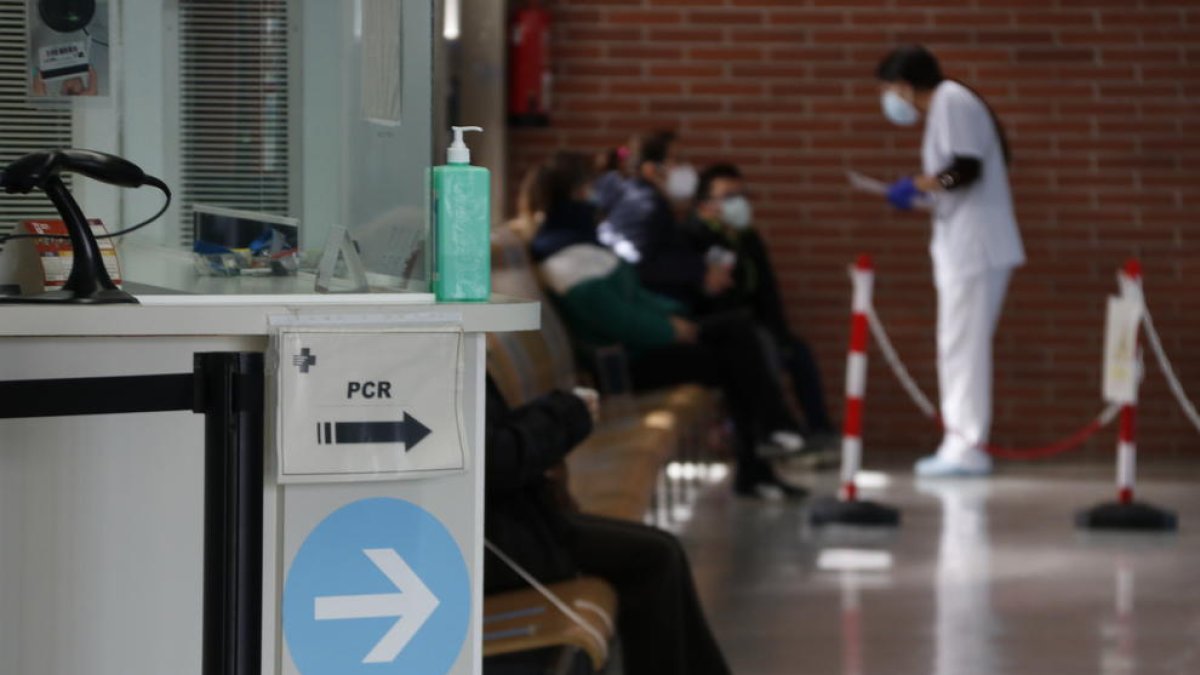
[781, 336, 835, 433]
[565, 513, 731, 675]
[630, 316, 798, 486]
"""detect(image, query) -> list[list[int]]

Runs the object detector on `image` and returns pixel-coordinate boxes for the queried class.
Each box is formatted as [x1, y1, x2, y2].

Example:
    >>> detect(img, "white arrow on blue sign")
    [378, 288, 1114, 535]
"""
[314, 548, 439, 663]
[284, 498, 470, 673]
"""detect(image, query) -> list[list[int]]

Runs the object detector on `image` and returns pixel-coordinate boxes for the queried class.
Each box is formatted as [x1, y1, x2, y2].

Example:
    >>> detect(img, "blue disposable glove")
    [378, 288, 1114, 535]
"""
[886, 177, 923, 211]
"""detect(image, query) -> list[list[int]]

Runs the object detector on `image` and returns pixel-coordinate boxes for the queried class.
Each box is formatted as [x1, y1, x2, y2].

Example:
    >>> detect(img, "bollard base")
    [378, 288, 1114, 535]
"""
[809, 495, 901, 527]
[1076, 501, 1178, 532]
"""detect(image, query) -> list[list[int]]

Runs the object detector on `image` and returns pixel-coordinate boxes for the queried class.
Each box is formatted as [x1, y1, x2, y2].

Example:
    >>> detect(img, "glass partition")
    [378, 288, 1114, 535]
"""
[110, 0, 436, 296]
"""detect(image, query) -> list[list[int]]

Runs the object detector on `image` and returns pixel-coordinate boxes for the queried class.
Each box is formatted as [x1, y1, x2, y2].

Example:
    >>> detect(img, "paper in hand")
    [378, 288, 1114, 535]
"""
[846, 170, 933, 211]
[846, 170, 890, 196]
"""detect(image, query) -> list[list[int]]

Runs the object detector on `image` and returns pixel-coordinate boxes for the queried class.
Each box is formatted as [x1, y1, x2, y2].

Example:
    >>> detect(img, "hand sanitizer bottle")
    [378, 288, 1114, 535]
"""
[433, 126, 491, 302]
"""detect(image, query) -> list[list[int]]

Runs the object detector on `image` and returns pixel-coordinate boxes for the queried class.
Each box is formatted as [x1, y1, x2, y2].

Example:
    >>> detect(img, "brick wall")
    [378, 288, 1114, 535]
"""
[506, 0, 1200, 459]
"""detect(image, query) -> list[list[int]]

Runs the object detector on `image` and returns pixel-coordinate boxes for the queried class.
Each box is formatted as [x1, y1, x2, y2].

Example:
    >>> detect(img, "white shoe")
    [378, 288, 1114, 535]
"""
[752, 484, 786, 502]
[914, 453, 992, 478]
[770, 430, 805, 452]
[757, 431, 805, 460]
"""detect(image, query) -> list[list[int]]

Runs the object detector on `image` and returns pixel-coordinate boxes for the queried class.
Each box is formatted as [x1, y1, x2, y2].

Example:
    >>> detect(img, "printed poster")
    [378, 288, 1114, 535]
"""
[27, 0, 110, 98]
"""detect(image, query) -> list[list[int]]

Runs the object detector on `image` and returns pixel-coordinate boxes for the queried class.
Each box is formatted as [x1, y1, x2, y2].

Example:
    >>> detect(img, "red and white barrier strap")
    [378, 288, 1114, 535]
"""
[854, 255, 1132, 456]
[865, 303, 1120, 459]
[1141, 307, 1200, 435]
[840, 255, 874, 501]
[846, 255, 1197, 475]
[865, 305, 937, 420]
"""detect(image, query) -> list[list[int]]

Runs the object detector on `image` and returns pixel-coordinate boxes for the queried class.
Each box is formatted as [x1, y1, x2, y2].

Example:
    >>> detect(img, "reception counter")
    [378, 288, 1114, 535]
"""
[0, 293, 538, 675]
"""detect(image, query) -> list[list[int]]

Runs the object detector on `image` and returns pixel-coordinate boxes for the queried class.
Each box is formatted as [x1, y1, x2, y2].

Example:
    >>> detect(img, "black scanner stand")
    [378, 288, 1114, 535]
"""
[0, 148, 157, 305]
[3, 175, 137, 304]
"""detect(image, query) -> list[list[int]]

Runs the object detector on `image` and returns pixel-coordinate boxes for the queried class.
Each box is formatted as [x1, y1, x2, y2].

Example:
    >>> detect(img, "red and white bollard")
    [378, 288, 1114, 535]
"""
[1077, 259, 1177, 531]
[840, 255, 874, 503]
[1115, 259, 1143, 506]
[811, 255, 900, 527]
[1116, 402, 1137, 506]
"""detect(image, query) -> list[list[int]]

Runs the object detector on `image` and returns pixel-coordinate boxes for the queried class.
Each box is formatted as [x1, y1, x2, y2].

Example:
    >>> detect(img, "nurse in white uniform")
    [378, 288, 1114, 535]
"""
[876, 45, 1026, 477]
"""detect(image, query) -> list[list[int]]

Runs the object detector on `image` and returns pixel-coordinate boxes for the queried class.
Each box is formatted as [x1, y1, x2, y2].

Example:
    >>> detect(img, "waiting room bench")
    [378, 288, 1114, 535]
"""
[488, 224, 728, 523]
[483, 577, 618, 674]
[484, 224, 731, 673]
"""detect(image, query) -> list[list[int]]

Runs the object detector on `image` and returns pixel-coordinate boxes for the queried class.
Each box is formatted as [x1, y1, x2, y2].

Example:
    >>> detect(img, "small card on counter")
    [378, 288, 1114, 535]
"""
[21, 218, 122, 288]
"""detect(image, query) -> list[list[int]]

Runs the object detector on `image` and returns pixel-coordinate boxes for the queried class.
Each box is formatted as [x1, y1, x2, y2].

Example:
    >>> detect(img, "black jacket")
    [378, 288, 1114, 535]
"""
[682, 213, 792, 342]
[484, 378, 593, 593]
[600, 178, 707, 310]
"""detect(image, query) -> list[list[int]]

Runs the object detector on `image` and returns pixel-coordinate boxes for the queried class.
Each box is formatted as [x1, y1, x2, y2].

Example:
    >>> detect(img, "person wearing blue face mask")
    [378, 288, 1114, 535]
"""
[533, 152, 810, 499]
[684, 164, 840, 460]
[598, 131, 732, 311]
[876, 45, 1026, 478]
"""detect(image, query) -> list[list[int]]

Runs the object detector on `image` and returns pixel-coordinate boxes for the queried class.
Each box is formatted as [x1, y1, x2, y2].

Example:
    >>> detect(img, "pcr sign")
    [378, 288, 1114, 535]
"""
[273, 328, 468, 483]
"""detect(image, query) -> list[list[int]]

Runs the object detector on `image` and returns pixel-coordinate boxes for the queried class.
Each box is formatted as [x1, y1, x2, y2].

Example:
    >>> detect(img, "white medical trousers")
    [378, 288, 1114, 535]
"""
[935, 267, 1012, 465]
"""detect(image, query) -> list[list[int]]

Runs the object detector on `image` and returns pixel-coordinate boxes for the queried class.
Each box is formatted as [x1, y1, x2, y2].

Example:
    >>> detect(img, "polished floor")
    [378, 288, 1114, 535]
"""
[674, 463, 1200, 675]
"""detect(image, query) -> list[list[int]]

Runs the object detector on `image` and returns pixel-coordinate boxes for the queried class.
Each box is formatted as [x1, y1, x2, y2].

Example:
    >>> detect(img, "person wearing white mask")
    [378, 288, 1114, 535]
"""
[685, 163, 840, 459]
[876, 45, 1025, 477]
[599, 131, 732, 310]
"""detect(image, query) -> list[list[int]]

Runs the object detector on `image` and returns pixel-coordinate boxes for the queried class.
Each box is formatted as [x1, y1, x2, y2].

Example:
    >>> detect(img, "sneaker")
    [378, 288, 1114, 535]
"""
[771, 430, 805, 452]
[914, 453, 993, 478]
[770, 476, 810, 500]
[757, 430, 806, 459]
[735, 482, 786, 502]
[795, 431, 841, 469]
[735, 476, 809, 501]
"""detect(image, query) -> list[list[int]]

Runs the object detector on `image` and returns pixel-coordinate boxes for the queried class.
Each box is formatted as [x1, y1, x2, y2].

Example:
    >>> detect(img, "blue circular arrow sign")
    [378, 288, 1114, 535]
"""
[284, 498, 471, 673]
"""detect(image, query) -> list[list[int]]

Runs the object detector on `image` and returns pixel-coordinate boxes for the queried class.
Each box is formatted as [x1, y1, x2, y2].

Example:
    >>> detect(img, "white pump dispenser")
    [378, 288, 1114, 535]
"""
[447, 126, 483, 165]
[434, 124, 491, 301]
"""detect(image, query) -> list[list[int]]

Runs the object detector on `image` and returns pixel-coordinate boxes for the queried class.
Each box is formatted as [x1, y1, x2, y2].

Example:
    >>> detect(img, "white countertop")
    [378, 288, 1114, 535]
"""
[0, 293, 540, 337]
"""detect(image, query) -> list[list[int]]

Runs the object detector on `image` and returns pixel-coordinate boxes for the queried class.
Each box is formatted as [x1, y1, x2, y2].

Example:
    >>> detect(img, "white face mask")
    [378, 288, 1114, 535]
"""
[665, 163, 699, 202]
[720, 195, 753, 230]
[881, 90, 920, 127]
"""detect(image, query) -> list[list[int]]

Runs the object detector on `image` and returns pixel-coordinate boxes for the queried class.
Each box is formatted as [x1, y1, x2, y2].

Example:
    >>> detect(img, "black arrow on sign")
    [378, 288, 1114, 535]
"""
[316, 413, 432, 450]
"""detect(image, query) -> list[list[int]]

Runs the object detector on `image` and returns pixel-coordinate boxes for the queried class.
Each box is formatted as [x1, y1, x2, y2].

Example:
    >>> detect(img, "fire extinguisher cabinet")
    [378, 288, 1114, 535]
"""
[508, 1, 551, 127]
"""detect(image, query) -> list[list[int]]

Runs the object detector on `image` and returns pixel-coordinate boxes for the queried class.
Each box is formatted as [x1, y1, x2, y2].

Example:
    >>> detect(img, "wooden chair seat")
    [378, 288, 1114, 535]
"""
[483, 577, 619, 671]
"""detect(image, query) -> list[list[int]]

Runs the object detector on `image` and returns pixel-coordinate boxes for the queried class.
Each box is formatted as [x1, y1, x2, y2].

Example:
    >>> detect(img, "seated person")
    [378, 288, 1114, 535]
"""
[685, 163, 838, 448]
[531, 151, 806, 498]
[598, 131, 731, 310]
[591, 144, 632, 215]
[505, 163, 547, 244]
[484, 378, 731, 675]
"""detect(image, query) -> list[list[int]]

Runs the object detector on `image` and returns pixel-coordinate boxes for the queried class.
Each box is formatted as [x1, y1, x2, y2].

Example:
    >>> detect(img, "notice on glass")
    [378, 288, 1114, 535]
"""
[27, 0, 110, 98]
[361, 0, 403, 124]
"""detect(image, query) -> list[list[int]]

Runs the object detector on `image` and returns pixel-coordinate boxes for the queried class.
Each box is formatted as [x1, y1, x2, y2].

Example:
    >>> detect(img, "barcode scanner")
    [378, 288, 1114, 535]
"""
[0, 149, 172, 305]
[2, 149, 154, 192]
[38, 0, 96, 34]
